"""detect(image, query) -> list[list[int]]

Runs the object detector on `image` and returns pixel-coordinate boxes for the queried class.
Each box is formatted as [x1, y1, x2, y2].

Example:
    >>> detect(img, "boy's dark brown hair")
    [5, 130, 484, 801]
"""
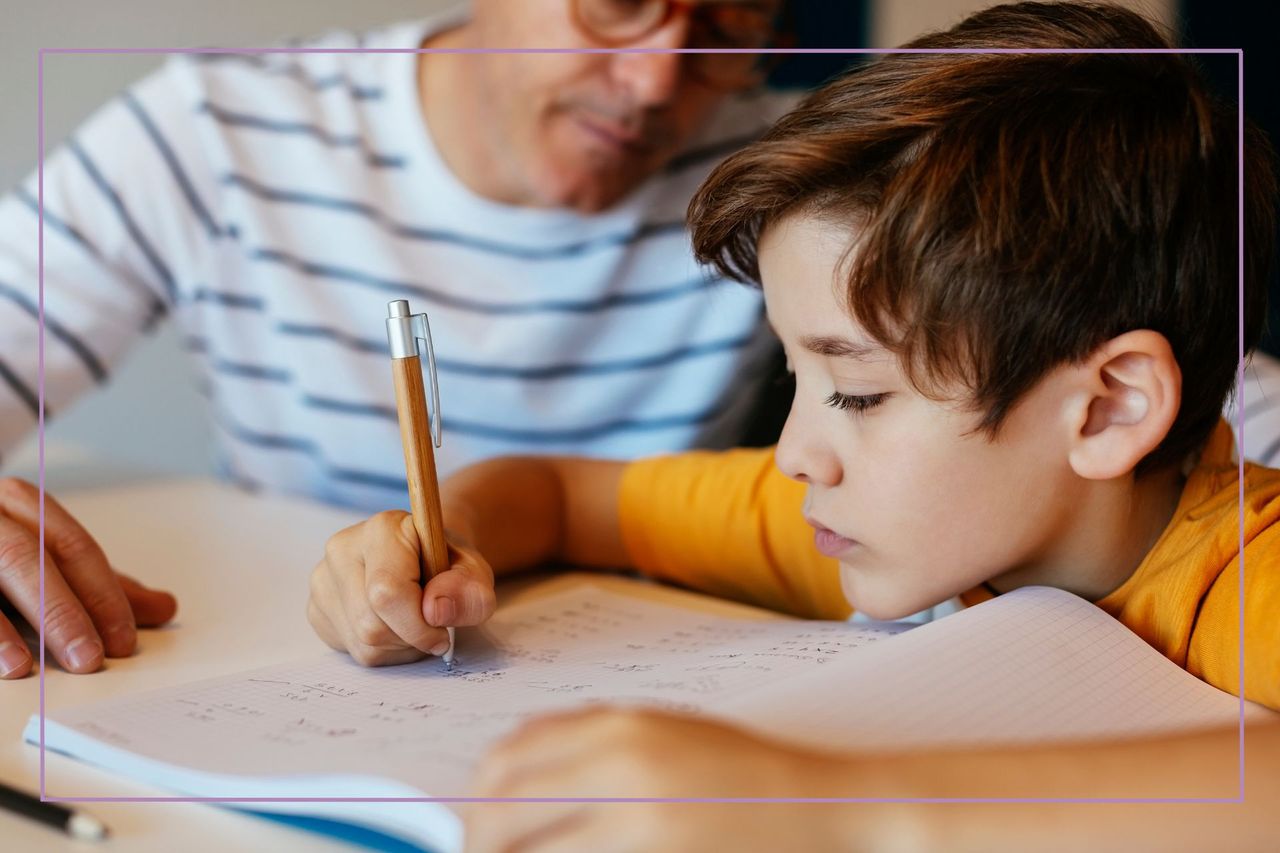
[689, 1, 1277, 474]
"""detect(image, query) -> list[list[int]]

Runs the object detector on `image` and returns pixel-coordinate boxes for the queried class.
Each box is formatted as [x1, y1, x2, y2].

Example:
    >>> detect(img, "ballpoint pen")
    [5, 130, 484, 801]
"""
[0, 780, 108, 841]
[386, 299, 454, 670]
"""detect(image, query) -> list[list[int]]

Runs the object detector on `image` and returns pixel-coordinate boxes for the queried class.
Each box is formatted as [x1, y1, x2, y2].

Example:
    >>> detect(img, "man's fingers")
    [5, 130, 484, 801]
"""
[33, 492, 137, 656]
[360, 513, 448, 655]
[0, 612, 33, 679]
[422, 544, 496, 628]
[115, 572, 178, 627]
[0, 516, 103, 673]
[0, 481, 137, 656]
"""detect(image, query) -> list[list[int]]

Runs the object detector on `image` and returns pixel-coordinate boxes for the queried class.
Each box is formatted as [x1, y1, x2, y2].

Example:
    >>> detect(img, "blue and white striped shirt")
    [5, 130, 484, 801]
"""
[0, 12, 799, 510]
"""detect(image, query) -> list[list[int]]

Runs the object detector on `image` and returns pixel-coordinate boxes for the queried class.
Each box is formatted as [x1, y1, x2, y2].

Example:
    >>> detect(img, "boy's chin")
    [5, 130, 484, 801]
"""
[838, 564, 951, 622]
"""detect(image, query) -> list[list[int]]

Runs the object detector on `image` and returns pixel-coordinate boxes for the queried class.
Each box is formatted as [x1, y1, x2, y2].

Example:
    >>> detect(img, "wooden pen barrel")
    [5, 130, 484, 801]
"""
[391, 355, 451, 580]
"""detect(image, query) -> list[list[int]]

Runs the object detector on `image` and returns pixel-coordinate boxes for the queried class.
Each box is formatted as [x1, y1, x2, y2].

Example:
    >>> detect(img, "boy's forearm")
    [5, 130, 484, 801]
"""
[440, 455, 629, 576]
[833, 722, 1278, 851]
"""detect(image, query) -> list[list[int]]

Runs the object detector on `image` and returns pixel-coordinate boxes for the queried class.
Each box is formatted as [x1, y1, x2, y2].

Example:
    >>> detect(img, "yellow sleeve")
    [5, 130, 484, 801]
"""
[1185, 484, 1280, 711]
[617, 447, 851, 620]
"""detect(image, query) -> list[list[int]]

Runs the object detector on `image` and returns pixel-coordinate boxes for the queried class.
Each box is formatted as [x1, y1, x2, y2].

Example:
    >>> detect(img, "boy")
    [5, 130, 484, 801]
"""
[308, 2, 1279, 848]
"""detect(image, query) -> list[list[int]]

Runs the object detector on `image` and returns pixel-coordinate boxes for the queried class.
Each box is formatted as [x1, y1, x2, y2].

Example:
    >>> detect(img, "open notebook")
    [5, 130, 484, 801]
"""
[25, 583, 1263, 853]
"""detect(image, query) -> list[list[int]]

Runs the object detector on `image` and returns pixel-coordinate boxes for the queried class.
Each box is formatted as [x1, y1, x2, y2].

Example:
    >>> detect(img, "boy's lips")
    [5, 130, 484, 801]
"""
[805, 516, 859, 558]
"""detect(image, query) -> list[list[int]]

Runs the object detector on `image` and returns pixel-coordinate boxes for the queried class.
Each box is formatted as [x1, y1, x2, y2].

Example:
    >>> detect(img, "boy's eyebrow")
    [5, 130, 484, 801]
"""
[799, 334, 883, 360]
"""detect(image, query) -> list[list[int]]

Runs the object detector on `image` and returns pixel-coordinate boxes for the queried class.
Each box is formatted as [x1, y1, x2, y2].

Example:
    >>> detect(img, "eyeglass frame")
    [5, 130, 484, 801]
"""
[566, 0, 794, 90]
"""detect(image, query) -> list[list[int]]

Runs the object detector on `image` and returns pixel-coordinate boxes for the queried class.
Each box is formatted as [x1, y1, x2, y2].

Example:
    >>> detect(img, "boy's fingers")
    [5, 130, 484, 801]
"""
[364, 564, 449, 655]
[114, 572, 178, 629]
[306, 596, 343, 652]
[465, 802, 586, 853]
[326, 529, 383, 638]
[421, 549, 496, 627]
[338, 597, 425, 666]
[360, 514, 448, 655]
[1, 485, 136, 658]
[313, 549, 396, 660]
[0, 517, 103, 673]
[472, 711, 599, 795]
[0, 612, 33, 679]
[309, 561, 403, 664]
[355, 645, 431, 668]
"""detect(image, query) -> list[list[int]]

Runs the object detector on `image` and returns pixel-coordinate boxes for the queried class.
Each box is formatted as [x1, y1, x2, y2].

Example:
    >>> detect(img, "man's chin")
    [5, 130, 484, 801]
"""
[535, 172, 646, 213]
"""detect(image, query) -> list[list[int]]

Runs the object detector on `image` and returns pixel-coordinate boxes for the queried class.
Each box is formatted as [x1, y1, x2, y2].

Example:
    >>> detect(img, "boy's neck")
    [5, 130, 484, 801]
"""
[987, 463, 1187, 602]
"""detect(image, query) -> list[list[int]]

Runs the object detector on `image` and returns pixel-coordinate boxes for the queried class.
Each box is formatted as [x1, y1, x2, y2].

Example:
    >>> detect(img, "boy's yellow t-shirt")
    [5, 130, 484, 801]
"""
[617, 420, 1280, 710]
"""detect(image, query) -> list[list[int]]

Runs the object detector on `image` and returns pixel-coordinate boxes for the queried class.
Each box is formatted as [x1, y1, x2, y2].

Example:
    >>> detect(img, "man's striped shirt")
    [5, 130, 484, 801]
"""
[0, 13, 798, 510]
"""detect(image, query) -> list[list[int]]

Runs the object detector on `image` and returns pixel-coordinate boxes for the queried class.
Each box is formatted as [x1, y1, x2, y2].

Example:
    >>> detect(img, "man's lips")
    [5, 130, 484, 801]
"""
[572, 112, 652, 152]
[806, 517, 859, 558]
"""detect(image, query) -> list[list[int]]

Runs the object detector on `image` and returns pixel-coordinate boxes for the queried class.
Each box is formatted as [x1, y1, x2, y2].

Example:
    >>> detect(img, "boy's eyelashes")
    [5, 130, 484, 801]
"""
[823, 391, 890, 415]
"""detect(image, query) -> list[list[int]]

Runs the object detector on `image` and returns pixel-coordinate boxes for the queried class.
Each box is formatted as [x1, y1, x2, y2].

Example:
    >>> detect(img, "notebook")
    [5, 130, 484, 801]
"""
[24, 582, 1264, 852]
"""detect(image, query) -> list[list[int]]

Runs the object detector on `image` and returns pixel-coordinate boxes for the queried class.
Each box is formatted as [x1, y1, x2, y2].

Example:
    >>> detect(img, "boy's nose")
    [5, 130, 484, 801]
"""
[775, 406, 843, 487]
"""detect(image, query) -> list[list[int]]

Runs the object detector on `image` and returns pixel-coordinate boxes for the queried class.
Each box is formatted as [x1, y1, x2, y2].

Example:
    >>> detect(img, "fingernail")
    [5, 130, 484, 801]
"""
[0, 641, 29, 676]
[64, 637, 102, 672]
[430, 596, 455, 626]
[430, 638, 452, 657]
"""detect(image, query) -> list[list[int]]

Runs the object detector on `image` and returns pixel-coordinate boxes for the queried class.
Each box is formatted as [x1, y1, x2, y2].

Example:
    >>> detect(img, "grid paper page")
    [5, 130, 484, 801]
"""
[730, 586, 1256, 751]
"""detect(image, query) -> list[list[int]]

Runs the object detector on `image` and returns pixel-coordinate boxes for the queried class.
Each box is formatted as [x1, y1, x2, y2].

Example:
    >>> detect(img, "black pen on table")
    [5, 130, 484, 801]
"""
[386, 299, 455, 670]
[0, 780, 108, 841]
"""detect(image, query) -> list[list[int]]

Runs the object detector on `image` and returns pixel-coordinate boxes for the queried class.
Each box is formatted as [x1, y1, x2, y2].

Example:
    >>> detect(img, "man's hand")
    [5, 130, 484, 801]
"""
[0, 477, 178, 679]
[464, 707, 863, 853]
[307, 510, 497, 667]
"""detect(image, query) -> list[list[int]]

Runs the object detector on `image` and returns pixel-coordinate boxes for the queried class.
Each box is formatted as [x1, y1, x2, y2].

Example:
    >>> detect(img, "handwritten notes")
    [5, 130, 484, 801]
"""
[39, 586, 907, 796]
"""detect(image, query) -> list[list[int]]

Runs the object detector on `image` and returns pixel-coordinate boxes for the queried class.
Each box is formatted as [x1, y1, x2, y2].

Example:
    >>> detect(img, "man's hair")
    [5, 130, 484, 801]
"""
[689, 1, 1277, 474]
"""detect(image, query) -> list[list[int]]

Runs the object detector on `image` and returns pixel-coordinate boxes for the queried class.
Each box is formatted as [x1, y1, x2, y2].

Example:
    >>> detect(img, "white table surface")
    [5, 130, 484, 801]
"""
[0, 479, 428, 852]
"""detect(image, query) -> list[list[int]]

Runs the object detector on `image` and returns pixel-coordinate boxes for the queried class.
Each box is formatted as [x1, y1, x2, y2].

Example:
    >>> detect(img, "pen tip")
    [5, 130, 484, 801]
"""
[445, 660, 454, 671]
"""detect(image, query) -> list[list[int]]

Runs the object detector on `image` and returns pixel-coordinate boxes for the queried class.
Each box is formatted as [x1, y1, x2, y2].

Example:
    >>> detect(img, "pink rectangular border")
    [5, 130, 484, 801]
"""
[33, 44, 1248, 807]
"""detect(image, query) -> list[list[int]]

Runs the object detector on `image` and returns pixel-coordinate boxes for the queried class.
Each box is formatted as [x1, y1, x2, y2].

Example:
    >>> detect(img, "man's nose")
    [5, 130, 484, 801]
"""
[774, 403, 843, 488]
[610, 16, 689, 107]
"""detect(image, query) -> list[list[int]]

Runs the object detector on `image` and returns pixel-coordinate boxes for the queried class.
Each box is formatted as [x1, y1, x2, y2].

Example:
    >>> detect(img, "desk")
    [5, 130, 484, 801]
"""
[4, 480, 1274, 851]
[0, 479, 390, 852]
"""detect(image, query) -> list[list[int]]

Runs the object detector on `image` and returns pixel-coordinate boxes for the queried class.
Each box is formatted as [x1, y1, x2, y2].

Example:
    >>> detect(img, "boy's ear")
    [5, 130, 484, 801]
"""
[1065, 330, 1182, 480]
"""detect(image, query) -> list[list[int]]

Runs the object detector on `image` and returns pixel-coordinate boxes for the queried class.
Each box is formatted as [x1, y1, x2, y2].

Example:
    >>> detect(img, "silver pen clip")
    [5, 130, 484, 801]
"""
[386, 299, 443, 448]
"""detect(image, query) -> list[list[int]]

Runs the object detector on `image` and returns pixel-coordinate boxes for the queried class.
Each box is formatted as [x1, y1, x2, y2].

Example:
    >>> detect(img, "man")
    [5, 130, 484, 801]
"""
[0, 0, 795, 678]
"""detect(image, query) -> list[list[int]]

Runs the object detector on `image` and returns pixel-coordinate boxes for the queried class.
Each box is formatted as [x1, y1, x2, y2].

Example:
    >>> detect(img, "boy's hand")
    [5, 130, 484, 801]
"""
[465, 707, 863, 853]
[307, 510, 496, 667]
[0, 477, 178, 679]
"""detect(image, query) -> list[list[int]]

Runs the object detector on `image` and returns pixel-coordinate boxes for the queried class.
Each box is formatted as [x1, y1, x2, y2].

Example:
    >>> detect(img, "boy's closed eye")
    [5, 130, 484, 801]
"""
[823, 391, 890, 415]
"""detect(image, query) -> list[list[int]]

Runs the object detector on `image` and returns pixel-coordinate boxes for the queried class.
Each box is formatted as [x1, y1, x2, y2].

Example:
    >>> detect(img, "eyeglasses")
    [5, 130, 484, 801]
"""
[570, 0, 782, 89]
